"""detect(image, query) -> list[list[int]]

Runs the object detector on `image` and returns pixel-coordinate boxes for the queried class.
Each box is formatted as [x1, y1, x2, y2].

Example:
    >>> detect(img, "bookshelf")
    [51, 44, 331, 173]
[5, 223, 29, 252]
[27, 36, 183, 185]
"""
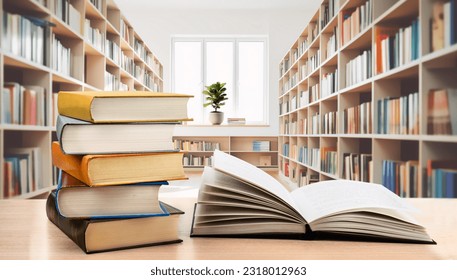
[173, 136, 279, 170]
[0, 0, 164, 199]
[279, 0, 457, 197]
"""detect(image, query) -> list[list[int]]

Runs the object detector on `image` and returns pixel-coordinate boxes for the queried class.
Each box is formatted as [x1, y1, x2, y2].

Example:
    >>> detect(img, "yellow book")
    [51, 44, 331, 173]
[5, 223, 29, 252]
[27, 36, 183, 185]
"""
[57, 91, 193, 123]
[52, 142, 186, 186]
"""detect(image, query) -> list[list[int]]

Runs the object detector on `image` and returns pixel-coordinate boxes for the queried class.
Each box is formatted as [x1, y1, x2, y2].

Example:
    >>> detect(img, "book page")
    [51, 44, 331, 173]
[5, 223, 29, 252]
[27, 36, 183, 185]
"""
[212, 150, 299, 210]
[291, 180, 418, 224]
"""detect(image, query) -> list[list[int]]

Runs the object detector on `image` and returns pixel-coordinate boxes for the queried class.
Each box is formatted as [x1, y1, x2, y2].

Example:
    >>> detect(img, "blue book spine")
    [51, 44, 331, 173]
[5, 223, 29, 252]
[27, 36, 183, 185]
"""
[445, 171, 453, 198]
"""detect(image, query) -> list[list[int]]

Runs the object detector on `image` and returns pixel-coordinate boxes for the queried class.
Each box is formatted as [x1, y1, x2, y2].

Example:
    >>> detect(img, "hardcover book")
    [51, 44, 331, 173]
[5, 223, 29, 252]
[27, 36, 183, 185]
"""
[56, 115, 177, 154]
[52, 142, 186, 186]
[46, 191, 183, 253]
[190, 150, 434, 244]
[55, 170, 169, 218]
[57, 91, 193, 123]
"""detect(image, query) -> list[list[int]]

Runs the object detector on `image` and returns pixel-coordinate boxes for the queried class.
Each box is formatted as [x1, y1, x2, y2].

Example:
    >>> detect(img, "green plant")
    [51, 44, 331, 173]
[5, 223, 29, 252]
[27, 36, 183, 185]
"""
[203, 82, 228, 112]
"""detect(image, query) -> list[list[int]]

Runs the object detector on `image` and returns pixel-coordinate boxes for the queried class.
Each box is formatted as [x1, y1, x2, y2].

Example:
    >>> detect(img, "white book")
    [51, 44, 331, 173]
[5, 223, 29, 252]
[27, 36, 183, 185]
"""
[191, 150, 434, 243]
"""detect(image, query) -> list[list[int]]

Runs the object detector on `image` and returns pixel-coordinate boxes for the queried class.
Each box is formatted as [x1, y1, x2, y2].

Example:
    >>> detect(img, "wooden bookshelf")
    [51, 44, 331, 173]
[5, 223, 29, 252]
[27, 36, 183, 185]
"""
[173, 136, 279, 170]
[279, 0, 457, 197]
[0, 0, 164, 199]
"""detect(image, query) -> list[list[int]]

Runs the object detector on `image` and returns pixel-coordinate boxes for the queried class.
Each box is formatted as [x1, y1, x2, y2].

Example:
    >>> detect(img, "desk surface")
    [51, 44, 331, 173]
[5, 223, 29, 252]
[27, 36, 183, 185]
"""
[0, 193, 456, 260]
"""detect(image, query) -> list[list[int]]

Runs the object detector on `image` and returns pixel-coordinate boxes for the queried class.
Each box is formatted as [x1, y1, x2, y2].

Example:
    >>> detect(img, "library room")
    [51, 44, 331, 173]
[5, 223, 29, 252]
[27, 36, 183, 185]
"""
[0, 0, 456, 278]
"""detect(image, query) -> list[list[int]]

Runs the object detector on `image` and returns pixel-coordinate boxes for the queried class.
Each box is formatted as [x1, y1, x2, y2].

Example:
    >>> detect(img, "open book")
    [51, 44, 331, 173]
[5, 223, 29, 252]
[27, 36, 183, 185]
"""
[190, 150, 434, 243]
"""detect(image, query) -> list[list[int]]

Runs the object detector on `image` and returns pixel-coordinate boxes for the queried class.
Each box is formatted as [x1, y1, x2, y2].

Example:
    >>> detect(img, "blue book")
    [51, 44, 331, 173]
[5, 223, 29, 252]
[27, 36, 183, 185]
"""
[445, 170, 457, 198]
[55, 170, 170, 219]
[436, 169, 443, 198]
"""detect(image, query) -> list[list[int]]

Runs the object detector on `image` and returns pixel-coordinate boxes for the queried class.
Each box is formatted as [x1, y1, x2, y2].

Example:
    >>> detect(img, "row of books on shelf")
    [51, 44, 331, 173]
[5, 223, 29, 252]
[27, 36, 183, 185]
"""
[134, 38, 151, 64]
[311, 113, 320, 134]
[2, 12, 46, 65]
[377, 92, 419, 135]
[343, 101, 372, 134]
[382, 159, 420, 198]
[310, 83, 320, 103]
[375, 18, 420, 74]
[173, 140, 221, 152]
[345, 49, 372, 88]
[121, 52, 135, 75]
[120, 19, 131, 44]
[341, 0, 372, 46]
[292, 146, 320, 170]
[431, 0, 457, 52]
[342, 153, 373, 183]
[183, 155, 213, 167]
[2, 82, 48, 126]
[299, 39, 309, 59]
[309, 51, 320, 73]
[321, 69, 338, 98]
[427, 88, 457, 135]
[104, 71, 121, 91]
[297, 169, 319, 187]
[321, 147, 337, 175]
[252, 141, 271, 152]
[106, 38, 121, 65]
[44, 90, 192, 253]
[299, 61, 309, 80]
[54, 0, 81, 34]
[3, 147, 42, 198]
[279, 58, 289, 77]
[281, 119, 296, 135]
[52, 34, 72, 77]
[281, 88, 456, 137]
[324, 27, 338, 60]
[84, 19, 105, 53]
[426, 160, 457, 198]
[322, 111, 337, 134]
[320, 0, 339, 29]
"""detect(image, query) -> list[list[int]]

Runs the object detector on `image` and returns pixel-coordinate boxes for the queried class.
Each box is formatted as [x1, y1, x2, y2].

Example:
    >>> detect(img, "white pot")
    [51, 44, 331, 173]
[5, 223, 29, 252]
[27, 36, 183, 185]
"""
[209, 111, 224, 125]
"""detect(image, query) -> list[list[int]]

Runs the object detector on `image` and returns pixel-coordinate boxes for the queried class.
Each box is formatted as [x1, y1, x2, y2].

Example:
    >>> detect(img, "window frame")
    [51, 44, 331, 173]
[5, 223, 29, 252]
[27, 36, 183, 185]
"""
[171, 36, 269, 125]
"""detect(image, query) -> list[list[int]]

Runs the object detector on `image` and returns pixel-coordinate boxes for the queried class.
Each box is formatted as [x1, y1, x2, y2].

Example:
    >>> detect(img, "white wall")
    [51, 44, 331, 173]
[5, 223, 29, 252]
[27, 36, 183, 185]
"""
[115, 2, 320, 136]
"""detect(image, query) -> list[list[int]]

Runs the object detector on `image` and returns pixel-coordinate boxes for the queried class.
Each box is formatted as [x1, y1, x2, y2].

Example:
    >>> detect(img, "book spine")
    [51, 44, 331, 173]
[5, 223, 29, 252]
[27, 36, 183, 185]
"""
[57, 92, 95, 122]
[46, 191, 89, 253]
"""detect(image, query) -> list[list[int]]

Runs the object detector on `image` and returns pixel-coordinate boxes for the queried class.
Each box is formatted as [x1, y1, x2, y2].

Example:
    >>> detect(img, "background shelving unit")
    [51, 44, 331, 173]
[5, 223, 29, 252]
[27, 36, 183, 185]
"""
[173, 136, 279, 170]
[278, 0, 457, 197]
[0, 0, 164, 199]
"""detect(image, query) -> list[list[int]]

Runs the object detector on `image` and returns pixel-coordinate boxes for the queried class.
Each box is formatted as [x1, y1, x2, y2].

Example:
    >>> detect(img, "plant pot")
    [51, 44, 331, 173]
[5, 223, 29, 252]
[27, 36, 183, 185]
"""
[209, 111, 224, 125]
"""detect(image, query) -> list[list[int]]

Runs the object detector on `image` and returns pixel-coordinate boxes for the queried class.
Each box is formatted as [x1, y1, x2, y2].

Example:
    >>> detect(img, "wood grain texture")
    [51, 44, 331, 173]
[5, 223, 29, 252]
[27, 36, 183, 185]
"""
[0, 196, 455, 260]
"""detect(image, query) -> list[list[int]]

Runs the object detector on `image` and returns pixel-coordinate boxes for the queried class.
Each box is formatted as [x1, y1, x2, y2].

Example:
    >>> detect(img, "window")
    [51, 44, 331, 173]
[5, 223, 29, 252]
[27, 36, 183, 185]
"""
[172, 37, 268, 125]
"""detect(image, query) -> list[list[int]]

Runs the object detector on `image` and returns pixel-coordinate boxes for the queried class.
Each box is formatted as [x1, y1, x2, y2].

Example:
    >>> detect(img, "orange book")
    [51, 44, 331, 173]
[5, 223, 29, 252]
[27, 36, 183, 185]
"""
[57, 91, 193, 123]
[51, 142, 186, 186]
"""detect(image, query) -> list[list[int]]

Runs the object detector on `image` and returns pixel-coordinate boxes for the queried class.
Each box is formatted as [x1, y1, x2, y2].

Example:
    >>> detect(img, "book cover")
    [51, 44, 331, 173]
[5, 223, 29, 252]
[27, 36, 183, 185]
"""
[51, 141, 186, 186]
[46, 191, 183, 253]
[57, 91, 193, 123]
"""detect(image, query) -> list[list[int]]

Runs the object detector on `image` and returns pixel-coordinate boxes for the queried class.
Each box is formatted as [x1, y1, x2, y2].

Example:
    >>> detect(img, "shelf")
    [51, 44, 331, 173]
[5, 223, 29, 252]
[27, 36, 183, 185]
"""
[174, 136, 279, 169]
[0, 0, 164, 199]
[3, 52, 49, 72]
[278, 0, 457, 197]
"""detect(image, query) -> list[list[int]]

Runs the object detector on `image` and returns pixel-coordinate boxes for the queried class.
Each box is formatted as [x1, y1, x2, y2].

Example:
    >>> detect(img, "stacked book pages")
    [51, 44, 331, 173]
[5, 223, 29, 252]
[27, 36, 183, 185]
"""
[46, 91, 192, 253]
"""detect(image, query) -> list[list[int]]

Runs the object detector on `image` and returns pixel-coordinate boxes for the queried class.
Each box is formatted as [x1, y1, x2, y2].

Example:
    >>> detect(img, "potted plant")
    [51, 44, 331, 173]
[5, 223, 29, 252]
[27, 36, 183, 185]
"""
[203, 82, 228, 125]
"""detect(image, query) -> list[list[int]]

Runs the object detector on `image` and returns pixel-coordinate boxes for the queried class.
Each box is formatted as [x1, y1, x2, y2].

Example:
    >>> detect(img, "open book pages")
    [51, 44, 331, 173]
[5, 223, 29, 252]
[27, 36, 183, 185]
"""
[191, 150, 433, 243]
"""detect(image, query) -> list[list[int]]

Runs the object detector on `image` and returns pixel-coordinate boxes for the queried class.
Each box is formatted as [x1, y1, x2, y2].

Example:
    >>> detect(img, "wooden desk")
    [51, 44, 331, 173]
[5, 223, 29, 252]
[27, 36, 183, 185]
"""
[0, 194, 456, 260]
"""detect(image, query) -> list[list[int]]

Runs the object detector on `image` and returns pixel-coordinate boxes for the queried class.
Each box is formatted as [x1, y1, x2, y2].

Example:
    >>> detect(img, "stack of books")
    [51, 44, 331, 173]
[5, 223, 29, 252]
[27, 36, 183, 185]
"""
[46, 91, 192, 253]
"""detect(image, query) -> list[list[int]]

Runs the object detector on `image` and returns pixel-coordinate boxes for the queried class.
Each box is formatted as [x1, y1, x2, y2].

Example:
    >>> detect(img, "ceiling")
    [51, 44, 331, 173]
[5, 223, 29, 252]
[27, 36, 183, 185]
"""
[114, 0, 316, 10]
